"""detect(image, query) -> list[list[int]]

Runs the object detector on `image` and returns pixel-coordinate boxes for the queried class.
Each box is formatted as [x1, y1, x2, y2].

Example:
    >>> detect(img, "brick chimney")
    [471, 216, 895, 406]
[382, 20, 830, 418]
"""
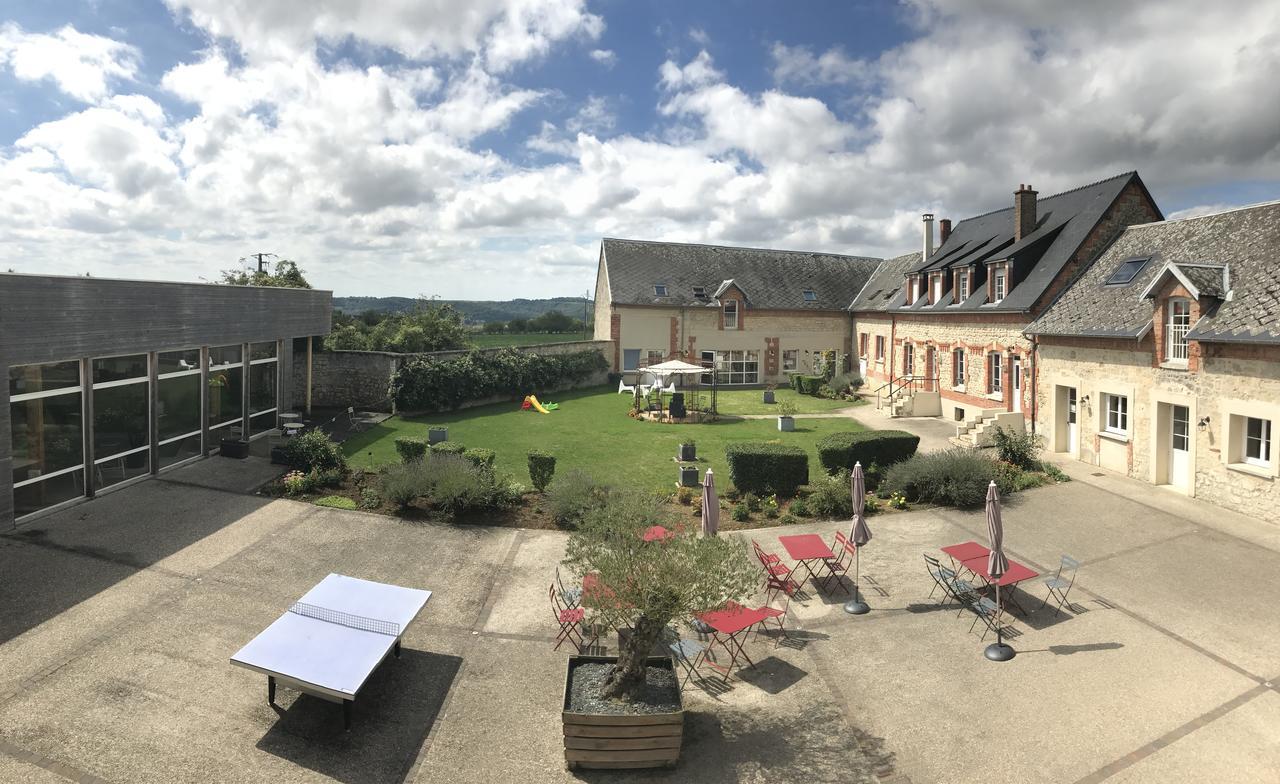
[939, 218, 952, 245]
[922, 213, 935, 260]
[1014, 184, 1038, 242]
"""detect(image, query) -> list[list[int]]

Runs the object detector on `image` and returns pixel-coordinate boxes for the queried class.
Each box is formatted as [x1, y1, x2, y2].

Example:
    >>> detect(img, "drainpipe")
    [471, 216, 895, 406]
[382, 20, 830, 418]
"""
[1029, 334, 1038, 436]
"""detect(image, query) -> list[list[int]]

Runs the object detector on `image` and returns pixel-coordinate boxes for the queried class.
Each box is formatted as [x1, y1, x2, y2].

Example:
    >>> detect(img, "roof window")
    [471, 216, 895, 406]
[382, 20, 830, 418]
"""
[692, 286, 706, 298]
[654, 284, 668, 297]
[802, 289, 817, 301]
[1105, 257, 1150, 286]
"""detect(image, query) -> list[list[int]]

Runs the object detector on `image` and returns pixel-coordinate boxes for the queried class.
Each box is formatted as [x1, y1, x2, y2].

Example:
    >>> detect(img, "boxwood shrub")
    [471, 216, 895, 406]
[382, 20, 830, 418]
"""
[394, 437, 429, 463]
[725, 442, 808, 497]
[878, 449, 1019, 508]
[816, 430, 920, 476]
[431, 441, 466, 455]
[463, 447, 496, 469]
[793, 374, 825, 395]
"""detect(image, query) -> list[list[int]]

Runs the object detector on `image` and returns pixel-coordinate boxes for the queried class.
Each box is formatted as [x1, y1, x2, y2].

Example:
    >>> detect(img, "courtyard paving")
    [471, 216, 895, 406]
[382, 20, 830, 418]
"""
[0, 453, 1276, 783]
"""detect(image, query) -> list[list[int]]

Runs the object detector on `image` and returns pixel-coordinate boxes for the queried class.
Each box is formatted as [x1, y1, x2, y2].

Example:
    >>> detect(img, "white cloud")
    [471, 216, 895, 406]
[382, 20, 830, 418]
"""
[770, 42, 869, 86]
[162, 0, 602, 69]
[658, 50, 722, 91]
[688, 28, 710, 46]
[0, 23, 139, 102]
[588, 48, 616, 67]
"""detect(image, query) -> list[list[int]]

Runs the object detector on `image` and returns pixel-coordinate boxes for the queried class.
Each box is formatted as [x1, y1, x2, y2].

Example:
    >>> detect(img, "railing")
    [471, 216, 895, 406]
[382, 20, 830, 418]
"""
[874, 374, 939, 410]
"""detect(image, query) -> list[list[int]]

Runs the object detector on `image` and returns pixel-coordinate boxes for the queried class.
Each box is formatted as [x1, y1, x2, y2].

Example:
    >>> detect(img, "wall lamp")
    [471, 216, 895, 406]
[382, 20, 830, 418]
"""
[1079, 394, 1090, 406]
[1198, 415, 1211, 431]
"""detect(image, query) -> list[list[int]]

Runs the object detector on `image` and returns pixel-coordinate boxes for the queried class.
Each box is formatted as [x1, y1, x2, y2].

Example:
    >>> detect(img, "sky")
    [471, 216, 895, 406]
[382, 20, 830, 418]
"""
[1, 1, 1278, 299]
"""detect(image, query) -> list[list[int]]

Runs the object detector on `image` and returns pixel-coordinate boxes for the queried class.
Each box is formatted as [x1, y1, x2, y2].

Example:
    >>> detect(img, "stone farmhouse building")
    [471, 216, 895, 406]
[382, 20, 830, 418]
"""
[1026, 201, 1280, 521]
[850, 171, 1163, 444]
[591, 238, 881, 385]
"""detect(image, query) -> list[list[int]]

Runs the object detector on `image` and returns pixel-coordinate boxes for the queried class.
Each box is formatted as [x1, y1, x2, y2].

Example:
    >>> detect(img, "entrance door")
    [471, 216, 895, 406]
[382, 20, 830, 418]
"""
[925, 346, 936, 391]
[903, 344, 914, 377]
[859, 357, 867, 378]
[1011, 357, 1023, 413]
[1067, 388, 1078, 454]
[1170, 405, 1190, 492]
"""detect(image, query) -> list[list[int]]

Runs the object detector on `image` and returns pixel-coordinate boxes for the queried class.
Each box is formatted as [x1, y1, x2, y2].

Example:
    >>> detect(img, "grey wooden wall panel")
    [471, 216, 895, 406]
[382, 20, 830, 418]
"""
[1, 275, 330, 365]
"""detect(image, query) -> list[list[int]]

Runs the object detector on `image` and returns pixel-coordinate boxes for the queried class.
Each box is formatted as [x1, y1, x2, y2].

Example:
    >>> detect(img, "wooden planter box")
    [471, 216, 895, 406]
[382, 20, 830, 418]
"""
[562, 655, 684, 770]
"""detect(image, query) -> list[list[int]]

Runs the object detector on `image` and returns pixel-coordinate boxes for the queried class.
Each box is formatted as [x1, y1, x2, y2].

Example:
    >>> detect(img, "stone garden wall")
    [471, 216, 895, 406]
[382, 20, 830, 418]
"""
[292, 340, 613, 411]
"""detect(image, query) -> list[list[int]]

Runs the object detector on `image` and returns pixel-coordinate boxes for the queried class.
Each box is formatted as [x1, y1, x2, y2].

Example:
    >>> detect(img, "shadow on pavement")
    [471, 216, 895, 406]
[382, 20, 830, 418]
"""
[257, 648, 462, 784]
[0, 480, 278, 644]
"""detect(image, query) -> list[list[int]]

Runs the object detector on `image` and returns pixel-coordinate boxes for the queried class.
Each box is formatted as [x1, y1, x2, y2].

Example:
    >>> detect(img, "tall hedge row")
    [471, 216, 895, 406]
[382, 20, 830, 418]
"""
[392, 348, 608, 412]
[725, 442, 809, 497]
[816, 430, 920, 475]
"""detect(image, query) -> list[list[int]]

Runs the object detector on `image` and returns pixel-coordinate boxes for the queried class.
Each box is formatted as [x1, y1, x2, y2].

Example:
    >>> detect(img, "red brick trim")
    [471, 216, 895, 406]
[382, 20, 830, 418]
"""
[609, 312, 621, 370]
[668, 316, 679, 359]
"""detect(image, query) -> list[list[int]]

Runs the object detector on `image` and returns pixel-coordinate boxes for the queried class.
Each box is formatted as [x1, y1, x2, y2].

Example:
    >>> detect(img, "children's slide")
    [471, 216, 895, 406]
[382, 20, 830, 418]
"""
[523, 395, 552, 414]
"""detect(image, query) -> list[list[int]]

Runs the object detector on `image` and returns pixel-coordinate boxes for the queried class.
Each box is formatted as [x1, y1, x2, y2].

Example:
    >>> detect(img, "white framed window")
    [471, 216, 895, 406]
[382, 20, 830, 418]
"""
[782, 349, 797, 371]
[1166, 298, 1191, 363]
[692, 286, 706, 298]
[1244, 417, 1272, 467]
[723, 300, 738, 329]
[993, 268, 1007, 303]
[987, 352, 1003, 394]
[952, 348, 965, 388]
[931, 275, 942, 303]
[903, 343, 914, 375]
[654, 284, 667, 297]
[1104, 393, 1129, 436]
[710, 350, 759, 384]
[875, 336, 885, 361]
[645, 349, 665, 366]
[956, 270, 969, 302]
[858, 333, 868, 358]
[10, 359, 85, 518]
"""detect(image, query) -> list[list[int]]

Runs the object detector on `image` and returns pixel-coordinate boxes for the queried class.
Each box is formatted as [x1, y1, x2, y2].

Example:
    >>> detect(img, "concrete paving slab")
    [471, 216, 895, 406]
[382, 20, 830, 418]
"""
[481, 529, 566, 638]
[0, 752, 77, 783]
[1102, 689, 1280, 784]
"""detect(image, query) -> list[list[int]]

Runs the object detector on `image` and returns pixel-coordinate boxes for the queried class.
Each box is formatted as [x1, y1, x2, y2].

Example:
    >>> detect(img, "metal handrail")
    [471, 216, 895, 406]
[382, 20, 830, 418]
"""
[874, 374, 940, 409]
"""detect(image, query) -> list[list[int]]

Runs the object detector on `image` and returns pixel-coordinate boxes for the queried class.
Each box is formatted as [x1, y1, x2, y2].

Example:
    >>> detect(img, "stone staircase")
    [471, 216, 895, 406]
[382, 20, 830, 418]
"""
[951, 408, 1019, 447]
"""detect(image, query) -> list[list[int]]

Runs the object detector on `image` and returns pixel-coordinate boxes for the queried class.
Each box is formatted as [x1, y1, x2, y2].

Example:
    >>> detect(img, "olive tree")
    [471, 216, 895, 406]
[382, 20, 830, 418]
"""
[562, 491, 758, 702]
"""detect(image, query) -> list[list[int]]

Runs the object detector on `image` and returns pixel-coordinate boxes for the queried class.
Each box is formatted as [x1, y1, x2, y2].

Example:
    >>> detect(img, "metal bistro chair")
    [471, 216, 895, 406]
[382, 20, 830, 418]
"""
[669, 637, 715, 692]
[1040, 555, 1081, 617]
[555, 567, 582, 609]
[549, 584, 588, 652]
[924, 553, 960, 604]
[969, 596, 1009, 642]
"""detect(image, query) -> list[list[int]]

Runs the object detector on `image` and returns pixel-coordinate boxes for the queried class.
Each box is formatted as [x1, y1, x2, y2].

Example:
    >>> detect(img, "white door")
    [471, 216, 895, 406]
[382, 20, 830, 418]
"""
[1067, 388, 1079, 454]
[859, 357, 867, 378]
[1170, 405, 1190, 492]
[1011, 357, 1023, 413]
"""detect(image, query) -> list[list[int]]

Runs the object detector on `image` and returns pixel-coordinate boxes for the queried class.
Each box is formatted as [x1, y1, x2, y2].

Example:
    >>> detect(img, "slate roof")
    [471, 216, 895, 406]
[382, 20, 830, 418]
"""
[1027, 200, 1280, 344]
[875, 171, 1155, 314]
[600, 238, 883, 311]
[848, 252, 921, 311]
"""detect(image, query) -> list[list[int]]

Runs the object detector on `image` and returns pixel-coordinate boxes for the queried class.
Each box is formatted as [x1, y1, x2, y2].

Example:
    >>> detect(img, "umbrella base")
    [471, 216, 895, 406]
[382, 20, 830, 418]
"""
[843, 600, 870, 615]
[984, 643, 1016, 662]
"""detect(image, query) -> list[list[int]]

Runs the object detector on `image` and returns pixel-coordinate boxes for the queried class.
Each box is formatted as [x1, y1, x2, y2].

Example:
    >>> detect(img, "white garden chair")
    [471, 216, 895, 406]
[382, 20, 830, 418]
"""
[618, 379, 635, 394]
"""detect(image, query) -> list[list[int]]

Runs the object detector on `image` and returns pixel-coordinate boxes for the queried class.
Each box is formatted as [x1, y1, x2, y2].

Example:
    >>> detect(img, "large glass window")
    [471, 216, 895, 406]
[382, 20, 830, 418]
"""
[10, 361, 85, 518]
[208, 344, 244, 440]
[712, 350, 758, 385]
[92, 354, 149, 491]
[248, 341, 278, 437]
[158, 349, 202, 468]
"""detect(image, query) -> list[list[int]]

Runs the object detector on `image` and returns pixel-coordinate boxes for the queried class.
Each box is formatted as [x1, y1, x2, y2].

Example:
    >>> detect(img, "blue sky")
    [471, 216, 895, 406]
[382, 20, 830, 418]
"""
[1, 1, 1277, 297]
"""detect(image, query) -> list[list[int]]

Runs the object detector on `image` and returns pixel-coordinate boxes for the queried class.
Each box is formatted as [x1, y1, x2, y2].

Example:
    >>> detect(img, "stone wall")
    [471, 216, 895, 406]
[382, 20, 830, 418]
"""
[292, 340, 614, 411]
[1036, 336, 1280, 523]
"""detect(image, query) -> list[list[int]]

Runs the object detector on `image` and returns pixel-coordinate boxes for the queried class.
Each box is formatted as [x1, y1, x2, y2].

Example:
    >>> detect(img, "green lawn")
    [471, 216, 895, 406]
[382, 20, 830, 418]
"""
[467, 332, 588, 348]
[342, 386, 867, 492]
[713, 387, 859, 416]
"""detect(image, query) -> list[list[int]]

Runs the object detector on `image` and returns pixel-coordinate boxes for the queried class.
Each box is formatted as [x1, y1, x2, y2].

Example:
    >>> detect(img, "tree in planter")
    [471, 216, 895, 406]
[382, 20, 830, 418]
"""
[562, 492, 758, 702]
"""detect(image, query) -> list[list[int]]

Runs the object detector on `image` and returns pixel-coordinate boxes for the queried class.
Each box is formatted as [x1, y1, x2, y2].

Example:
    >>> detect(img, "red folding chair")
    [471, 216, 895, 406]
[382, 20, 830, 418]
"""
[754, 592, 791, 647]
[753, 539, 799, 592]
[549, 584, 588, 651]
[816, 533, 852, 595]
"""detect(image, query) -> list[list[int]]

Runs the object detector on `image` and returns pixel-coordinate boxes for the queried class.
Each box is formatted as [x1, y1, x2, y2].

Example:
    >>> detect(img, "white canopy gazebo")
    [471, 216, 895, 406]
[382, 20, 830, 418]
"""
[635, 359, 710, 416]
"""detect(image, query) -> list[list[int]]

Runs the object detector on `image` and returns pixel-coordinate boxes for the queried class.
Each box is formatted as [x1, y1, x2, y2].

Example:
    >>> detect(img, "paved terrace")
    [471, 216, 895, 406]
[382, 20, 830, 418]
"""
[0, 454, 1276, 783]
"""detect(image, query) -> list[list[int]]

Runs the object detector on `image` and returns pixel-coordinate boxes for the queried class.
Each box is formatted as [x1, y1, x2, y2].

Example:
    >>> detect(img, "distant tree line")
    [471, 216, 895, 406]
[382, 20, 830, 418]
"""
[326, 301, 470, 353]
[479, 310, 586, 334]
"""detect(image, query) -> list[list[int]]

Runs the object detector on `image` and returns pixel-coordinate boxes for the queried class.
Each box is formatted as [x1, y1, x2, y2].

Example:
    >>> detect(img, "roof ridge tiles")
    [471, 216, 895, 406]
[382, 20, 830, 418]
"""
[602, 236, 881, 262]
[950, 170, 1136, 226]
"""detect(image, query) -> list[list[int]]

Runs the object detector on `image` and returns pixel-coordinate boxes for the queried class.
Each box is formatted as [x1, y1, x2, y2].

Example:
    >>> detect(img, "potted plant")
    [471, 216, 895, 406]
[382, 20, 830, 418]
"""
[678, 439, 696, 461]
[762, 384, 776, 404]
[428, 426, 448, 444]
[678, 464, 699, 487]
[776, 400, 798, 432]
[561, 493, 757, 770]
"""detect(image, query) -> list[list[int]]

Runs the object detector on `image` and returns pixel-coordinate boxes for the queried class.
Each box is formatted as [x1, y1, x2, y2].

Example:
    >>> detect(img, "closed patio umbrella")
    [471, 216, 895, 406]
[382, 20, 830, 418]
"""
[701, 469, 719, 537]
[844, 462, 872, 615]
[985, 480, 1015, 661]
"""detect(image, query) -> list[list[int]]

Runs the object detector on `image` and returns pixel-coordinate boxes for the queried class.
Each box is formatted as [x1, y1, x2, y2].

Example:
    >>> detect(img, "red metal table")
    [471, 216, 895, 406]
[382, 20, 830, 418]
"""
[779, 534, 841, 593]
[959, 555, 1039, 614]
[581, 573, 629, 632]
[941, 540, 989, 573]
[697, 602, 771, 682]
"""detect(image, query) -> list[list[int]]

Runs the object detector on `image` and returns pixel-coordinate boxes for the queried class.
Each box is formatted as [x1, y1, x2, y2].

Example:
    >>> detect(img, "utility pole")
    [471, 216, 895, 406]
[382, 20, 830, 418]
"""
[582, 290, 591, 341]
[239, 252, 277, 274]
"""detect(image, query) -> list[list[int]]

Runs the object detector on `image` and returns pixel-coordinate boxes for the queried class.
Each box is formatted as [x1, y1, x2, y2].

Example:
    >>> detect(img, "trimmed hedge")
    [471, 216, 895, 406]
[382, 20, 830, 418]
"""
[725, 442, 809, 497]
[393, 347, 609, 412]
[528, 450, 556, 492]
[431, 441, 466, 455]
[878, 449, 1019, 508]
[463, 447, 496, 469]
[816, 430, 920, 475]
[394, 437, 429, 463]
[791, 374, 824, 395]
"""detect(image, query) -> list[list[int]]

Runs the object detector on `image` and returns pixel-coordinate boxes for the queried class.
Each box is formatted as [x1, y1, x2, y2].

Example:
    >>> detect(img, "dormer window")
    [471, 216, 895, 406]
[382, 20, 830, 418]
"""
[654, 284, 668, 297]
[723, 299, 738, 329]
[692, 286, 706, 298]
[802, 289, 817, 302]
[993, 269, 1007, 303]
[1166, 298, 1191, 364]
[930, 275, 942, 304]
[956, 270, 970, 302]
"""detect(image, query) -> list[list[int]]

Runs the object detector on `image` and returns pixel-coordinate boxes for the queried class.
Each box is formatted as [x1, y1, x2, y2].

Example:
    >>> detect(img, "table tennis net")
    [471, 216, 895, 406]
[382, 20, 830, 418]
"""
[288, 602, 401, 636]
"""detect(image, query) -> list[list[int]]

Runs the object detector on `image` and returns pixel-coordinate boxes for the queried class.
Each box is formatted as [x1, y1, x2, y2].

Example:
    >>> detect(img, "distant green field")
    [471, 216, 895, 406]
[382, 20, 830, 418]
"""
[467, 332, 591, 348]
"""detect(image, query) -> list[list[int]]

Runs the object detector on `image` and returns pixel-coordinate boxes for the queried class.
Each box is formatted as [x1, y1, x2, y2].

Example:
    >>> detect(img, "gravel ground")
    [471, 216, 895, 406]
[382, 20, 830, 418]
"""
[567, 662, 681, 715]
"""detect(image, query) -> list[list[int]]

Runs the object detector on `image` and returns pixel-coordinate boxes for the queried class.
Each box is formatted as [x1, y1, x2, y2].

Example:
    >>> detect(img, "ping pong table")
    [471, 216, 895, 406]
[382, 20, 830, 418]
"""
[230, 573, 431, 729]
